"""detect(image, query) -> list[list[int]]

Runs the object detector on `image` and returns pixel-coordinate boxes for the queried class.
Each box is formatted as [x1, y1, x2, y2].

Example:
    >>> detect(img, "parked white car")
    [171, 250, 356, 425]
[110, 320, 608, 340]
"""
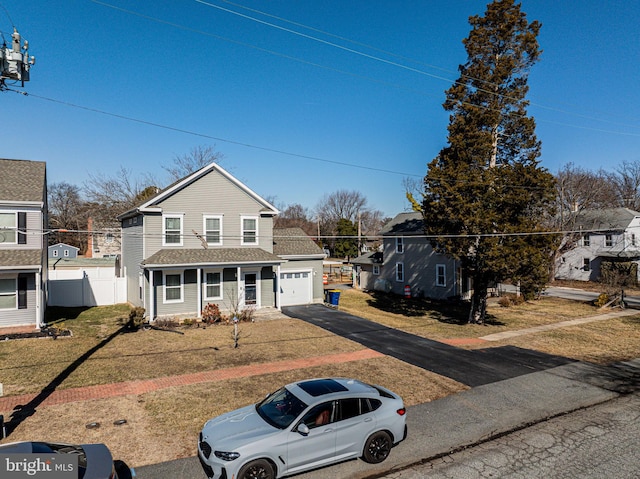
[198, 377, 407, 479]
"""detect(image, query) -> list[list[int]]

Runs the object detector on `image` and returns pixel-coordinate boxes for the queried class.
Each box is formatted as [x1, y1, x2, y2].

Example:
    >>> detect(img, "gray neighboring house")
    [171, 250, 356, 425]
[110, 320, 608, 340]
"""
[556, 207, 640, 282]
[48, 243, 79, 259]
[0, 159, 48, 329]
[117, 162, 325, 320]
[353, 212, 470, 300]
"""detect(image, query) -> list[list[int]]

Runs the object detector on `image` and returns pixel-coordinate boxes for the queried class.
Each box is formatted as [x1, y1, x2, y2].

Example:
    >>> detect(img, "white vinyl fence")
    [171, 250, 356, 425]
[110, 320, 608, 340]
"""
[48, 268, 127, 307]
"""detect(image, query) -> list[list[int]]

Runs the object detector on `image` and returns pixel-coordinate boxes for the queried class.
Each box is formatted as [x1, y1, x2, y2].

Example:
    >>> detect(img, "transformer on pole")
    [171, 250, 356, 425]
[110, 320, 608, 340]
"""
[1, 28, 35, 90]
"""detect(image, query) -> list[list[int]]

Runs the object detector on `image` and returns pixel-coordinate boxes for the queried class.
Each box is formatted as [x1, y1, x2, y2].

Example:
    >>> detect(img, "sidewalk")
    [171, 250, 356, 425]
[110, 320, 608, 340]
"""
[0, 349, 383, 414]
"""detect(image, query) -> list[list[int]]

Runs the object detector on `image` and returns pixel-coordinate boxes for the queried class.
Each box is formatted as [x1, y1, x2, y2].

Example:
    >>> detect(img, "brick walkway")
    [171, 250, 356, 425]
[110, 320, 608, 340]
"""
[0, 349, 383, 414]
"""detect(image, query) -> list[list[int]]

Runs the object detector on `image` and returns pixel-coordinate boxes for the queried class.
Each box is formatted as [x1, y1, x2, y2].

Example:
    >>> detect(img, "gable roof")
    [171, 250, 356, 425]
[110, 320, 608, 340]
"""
[351, 251, 383, 265]
[0, 159, 46, 204]
[380, 212, 424, 236]
[571, 208, 640, 232]
[118, 162, 279, 220]
[48, 243, 80, 251]
[273, 227, 325, 258]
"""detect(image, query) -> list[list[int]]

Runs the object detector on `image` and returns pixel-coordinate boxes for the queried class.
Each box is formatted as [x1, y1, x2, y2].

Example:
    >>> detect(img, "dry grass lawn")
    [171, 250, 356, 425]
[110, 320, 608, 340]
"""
[1, 288, 639, 469]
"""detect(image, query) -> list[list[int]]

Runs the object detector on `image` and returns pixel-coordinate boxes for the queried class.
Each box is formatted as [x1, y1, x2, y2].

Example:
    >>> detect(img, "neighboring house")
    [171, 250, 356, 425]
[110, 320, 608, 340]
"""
[352, 212, 470, 300]
[117, 162, 325, 320]
[87, 217, 121, 258]
[555, 208, 640, 283]
[48, 242, 79, 259]
[0, 159, 48, 329]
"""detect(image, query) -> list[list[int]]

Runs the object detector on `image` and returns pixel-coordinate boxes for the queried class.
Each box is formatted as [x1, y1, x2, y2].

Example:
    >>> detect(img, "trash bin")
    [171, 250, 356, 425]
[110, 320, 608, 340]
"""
[327, 289, 341, 306]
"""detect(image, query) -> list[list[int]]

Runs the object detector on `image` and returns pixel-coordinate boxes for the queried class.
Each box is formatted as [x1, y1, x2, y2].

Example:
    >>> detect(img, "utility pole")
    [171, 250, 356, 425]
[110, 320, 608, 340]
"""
[1, 28, 35, 90]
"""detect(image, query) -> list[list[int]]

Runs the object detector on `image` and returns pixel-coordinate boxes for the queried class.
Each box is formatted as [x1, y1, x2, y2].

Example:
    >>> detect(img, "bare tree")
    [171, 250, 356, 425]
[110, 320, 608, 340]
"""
[83, 166, 158, 224]
[163, 145, 225, 182]
[555, 163, 616, 219]
[48, 182, 87, 249]
[274, 203, 316, 236]
[607, 160, 640, 210]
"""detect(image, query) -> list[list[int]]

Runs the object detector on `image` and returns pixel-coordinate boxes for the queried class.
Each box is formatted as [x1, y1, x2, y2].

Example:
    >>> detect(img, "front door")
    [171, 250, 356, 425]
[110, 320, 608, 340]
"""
[241, 272, 259, 308]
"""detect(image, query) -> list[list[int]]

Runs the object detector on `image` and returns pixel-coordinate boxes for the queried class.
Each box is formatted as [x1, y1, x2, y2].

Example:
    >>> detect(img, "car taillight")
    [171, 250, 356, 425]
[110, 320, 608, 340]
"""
[396, 408, 406, 416]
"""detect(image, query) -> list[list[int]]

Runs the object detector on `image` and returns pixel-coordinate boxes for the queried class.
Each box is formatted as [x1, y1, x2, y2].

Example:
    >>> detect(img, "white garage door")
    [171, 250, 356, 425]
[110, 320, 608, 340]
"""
[280, 270, 312, 306]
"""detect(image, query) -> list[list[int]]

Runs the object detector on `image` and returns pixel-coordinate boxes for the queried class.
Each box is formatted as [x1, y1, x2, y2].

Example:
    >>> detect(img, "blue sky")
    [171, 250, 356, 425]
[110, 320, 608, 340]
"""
[2, 0, 639, 218]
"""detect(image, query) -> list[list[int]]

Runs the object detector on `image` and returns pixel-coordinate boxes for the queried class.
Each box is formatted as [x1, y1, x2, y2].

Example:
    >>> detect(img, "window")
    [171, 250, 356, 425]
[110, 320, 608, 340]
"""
[605, 234, 613, 247]
[395, 262, 404, 282]
[163, 215, 183, 246]
[105, 233, 114, 244]
[64, 249, 69, 257]
[204, 271, 222, 300]
[373, 265, 380, 275]
[0, 212, 16, 243]
[632, 234, 636, 246]
[164, 272, 183, 303]
[396, 237, 404, 253]
[338, 398, 360, 421]
[436, 264, 446, 287]
[0, 277, 17, 309]
[203, 215, 223, 245]
[242, 216, 258, 245]
[582, 235, 590, 247]
[583, 258, 590, 272]
[52, 250, 59, 257]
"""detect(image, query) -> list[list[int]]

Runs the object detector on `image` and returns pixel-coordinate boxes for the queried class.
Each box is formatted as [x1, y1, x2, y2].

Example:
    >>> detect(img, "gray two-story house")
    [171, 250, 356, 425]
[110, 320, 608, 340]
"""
[556, 208, 640, 283]
[0, 159, 48, 329]
[353, 212, 469, 300]
[118, 162, 325, 320]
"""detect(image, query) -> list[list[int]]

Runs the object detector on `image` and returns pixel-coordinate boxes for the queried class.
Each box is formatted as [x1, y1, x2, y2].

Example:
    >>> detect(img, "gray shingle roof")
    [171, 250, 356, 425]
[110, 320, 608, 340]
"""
[572, 208, 640, 231]
[380, 212, 424, 235]
[0, 250, 42, 269]
[273, 228, 325, 257]
[0, 159, 46, 203]
[142, 248, 285, 267]
[351, 251, 383, 265]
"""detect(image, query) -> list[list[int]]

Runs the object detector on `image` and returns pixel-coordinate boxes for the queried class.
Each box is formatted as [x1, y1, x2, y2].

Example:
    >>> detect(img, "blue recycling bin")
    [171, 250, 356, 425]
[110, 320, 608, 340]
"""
[327, 290, 341, 306]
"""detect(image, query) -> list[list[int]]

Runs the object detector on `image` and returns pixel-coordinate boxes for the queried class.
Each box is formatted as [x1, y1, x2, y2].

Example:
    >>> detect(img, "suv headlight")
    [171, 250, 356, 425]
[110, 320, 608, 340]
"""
[214, 451, 240, 461]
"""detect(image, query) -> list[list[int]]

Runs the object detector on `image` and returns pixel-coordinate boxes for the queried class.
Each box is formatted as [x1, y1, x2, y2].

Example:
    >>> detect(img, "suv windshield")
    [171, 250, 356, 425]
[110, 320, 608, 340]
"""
[256, 386, 307, 429]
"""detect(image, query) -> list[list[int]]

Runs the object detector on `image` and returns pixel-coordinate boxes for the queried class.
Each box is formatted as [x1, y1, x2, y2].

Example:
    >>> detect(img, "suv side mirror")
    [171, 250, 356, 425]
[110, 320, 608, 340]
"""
[297, 423, 310, 436]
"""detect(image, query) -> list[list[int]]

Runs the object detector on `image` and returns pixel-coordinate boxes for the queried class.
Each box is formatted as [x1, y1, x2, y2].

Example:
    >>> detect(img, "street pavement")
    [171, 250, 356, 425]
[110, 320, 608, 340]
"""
[135, 302, 640, 479]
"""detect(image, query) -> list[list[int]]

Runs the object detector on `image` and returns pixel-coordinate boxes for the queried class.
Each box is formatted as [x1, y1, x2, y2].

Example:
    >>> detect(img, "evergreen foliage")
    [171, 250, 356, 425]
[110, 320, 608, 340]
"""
[422, 0, 558, 323]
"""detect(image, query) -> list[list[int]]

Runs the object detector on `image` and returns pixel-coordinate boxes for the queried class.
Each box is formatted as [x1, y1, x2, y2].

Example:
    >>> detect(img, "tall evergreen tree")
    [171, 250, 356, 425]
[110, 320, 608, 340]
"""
[422, 0, 557, 323]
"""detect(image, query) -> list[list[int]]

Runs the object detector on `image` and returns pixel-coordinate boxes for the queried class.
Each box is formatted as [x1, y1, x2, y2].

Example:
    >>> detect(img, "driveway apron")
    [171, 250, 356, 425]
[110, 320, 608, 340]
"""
[282, 304, 575, 387]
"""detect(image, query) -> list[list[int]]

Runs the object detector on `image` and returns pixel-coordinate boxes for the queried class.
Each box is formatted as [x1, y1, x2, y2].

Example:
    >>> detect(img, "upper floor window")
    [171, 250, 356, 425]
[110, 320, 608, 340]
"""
[163, 214, 183, 246]
[436, 264, 446, 287]
[632, 234, 636, 246]
[163, 271, 183, 303]
[582, 235, 590, 247]
[395, 262, 404, 282]
[204, 215, 223, 245]
[583, 258, 591, 272]
[64, 249, 69, 257]
[396, 237, 404, 253]
[605, 234, 613, 247]
[373, 265, 380, 275]
[52, 250, 59, 257]
[242, 216, 258, 245]
[105, 233, 114, 244]
[0, 212, 25, 244]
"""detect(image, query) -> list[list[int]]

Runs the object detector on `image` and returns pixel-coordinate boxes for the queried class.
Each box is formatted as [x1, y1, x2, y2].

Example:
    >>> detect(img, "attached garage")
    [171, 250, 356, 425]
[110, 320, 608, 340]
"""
[279, 269, 313, 306]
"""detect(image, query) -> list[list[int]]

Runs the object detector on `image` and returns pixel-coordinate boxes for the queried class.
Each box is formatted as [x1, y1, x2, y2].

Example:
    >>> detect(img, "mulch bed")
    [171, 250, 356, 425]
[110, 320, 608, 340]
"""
[0, 328, 72, 341]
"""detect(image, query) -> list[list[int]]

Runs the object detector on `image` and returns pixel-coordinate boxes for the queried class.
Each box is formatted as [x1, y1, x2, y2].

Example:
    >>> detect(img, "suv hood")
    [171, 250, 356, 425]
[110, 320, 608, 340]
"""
[201, 405, 277, 450]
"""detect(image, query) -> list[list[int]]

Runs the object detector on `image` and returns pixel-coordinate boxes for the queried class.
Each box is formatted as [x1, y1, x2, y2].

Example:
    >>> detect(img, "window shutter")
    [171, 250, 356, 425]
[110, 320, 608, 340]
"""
[18, 274, 28, 309]
[17, 212, 27, 244]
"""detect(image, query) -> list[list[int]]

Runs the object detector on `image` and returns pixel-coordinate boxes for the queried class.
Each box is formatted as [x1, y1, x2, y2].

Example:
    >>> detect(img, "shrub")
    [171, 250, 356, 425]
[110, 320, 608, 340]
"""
[497, 293, 525, 308]
[594, 293, 609, 308]
[127, 307, 146, 329]
[202, 303, 222, 324]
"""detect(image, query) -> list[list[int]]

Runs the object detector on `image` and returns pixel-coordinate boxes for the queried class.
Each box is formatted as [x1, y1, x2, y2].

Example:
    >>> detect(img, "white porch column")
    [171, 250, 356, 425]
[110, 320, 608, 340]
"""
[197, 268, 202, 318]
[148, 270, 155, 321]
[276, 264, 281, 310]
